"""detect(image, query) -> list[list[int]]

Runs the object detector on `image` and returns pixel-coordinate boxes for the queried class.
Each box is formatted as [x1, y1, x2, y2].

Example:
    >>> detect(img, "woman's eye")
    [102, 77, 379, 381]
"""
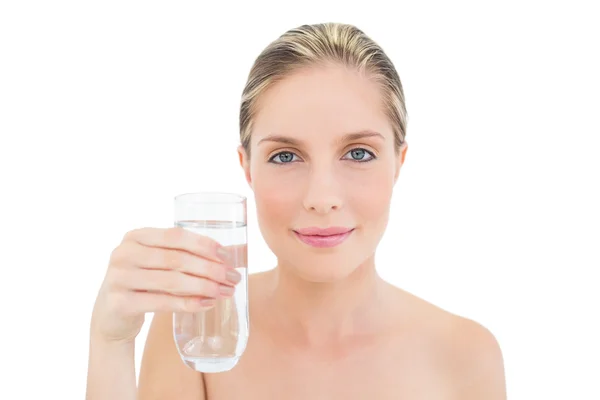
[269, 151, 298, 164]
[343, 148, 375, 162]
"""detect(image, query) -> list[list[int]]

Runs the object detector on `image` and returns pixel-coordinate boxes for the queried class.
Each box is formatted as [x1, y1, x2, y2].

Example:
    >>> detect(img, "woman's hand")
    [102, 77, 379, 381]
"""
[90, 227, 241, 344]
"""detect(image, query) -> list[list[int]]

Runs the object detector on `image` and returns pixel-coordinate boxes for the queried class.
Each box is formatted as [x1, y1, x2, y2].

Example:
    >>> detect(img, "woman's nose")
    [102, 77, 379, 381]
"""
[302, 166, 343, 214]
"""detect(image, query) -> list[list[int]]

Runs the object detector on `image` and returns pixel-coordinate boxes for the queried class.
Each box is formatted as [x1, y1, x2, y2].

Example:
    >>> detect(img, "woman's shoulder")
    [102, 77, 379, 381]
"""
[247, 270, 272, 294]
[386, 284, 506, 396]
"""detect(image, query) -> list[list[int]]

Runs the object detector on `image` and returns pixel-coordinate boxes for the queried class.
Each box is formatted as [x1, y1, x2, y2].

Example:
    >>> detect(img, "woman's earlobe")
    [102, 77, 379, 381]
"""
[237, 145, 252, 186]
[394, 141, 408, 183]
[237, 147, 245, 168]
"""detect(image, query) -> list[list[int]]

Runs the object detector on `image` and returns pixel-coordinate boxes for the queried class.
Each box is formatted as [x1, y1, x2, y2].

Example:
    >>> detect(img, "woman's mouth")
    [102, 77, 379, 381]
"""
[292, 227, 355, 248]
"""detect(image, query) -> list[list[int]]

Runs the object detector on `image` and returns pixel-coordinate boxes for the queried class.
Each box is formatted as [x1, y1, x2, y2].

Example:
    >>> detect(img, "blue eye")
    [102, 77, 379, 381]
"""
[269, 151, 298, 164]
[343, 148, 375, 162]
[269, 149, 375, 164]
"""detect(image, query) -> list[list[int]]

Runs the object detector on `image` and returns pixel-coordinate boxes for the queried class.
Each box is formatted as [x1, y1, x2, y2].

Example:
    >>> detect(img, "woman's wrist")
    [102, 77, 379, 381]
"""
[87, 333, 137, 399]
[89, 333, 136, 358]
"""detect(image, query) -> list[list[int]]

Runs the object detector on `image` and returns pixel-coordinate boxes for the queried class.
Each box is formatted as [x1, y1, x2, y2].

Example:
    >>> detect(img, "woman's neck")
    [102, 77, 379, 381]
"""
[264, 254, 390, 348]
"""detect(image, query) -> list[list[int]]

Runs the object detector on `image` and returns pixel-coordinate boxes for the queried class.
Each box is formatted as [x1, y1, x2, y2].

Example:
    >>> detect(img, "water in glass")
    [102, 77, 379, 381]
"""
[173, 220, 249, 373]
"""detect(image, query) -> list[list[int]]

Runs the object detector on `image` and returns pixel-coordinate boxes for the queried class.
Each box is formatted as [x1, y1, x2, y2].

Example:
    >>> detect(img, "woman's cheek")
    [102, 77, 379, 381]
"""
[345, 168, 395, 229]
[253, 168, 303, 228]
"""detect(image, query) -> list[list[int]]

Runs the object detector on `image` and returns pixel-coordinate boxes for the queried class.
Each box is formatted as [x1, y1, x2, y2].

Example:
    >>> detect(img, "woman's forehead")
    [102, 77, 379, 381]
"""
[252, 66, 392, 144]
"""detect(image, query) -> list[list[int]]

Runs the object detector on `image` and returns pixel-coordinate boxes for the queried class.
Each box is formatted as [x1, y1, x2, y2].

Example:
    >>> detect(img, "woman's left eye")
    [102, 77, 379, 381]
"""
[343, 148, 375, 162]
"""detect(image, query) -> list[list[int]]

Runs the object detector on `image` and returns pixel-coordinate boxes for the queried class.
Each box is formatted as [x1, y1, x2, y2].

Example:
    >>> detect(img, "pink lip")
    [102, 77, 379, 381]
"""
[295, 226, 353, 236]
[293, 227, 354, 248]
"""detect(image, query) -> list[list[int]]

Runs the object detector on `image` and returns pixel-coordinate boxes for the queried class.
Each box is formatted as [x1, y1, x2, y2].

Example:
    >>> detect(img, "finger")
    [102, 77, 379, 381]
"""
[115, 268, 236, 298]
[121, 291, 217, 314]
[123, 227, 225, 263]
[113, 242, 242, 287]
[214, 243, 248, 269]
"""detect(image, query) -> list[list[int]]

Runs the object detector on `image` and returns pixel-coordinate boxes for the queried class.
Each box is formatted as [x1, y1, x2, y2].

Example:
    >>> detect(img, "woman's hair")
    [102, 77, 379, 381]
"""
[239, 22, 408, 157]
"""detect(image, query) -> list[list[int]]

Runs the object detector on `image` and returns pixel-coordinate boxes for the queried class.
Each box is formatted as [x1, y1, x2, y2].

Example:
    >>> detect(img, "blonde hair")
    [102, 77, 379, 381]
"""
[239, 22, 408, 157]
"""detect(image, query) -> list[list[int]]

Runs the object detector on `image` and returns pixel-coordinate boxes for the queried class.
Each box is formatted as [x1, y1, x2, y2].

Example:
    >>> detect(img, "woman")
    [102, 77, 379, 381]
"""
[87, 22, 506, 399]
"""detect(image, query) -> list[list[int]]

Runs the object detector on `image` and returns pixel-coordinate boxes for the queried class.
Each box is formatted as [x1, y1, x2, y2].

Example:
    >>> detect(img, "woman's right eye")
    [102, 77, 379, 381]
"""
[269, 151, 299, 164]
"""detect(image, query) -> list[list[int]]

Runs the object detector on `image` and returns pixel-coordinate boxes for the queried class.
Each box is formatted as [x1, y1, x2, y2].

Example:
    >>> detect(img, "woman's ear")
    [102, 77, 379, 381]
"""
[237, 145, 252, 187]
[394, 141, 408, 184]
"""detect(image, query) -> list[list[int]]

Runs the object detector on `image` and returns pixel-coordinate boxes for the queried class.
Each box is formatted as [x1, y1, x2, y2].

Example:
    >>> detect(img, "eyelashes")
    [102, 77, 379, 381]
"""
[268, 148, 377, 165]
[269, 151, 299, 164]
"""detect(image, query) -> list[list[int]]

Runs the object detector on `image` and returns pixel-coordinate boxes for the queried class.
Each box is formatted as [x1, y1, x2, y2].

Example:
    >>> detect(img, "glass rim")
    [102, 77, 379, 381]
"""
[174, 191, 247, 204]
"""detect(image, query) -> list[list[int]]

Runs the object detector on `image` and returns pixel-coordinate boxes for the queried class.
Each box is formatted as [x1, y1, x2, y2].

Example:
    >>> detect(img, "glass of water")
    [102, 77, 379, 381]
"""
[173, 192, 249, 373]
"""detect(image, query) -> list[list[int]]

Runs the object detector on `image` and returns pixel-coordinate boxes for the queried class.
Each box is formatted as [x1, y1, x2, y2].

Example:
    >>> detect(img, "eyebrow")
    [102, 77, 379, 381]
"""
[257, 130, 385, 146]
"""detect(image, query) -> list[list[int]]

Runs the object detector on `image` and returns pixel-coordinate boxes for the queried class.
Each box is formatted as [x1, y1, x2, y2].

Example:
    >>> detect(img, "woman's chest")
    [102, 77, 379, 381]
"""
[204, 331, 456, 400]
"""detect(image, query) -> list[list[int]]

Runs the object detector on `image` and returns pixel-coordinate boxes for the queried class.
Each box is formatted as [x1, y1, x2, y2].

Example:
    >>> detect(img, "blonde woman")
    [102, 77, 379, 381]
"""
[87, 22, 506, 399]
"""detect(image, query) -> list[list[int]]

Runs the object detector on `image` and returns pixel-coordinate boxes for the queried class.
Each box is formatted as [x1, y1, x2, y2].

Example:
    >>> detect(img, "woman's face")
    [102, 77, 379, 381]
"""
[238, 64, 408, 282]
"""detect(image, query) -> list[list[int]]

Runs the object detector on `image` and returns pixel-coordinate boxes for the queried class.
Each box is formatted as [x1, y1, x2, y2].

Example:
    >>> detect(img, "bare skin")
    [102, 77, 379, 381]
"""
[89, 63, 506, 399]
[139, 270, 506, 400]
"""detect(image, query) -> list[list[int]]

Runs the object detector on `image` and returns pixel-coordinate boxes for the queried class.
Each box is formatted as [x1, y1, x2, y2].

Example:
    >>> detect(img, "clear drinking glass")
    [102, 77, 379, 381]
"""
[173, 192, 249, 373]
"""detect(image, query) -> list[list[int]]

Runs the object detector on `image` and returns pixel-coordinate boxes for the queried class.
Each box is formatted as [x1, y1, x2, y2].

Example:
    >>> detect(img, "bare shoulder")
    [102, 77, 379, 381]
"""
[248, 269, 272, 284]
[247, 270, 274, 299]
[138, 312, 206, 399]
[387, 285, 506, 399]
[445, 314, 507, 399]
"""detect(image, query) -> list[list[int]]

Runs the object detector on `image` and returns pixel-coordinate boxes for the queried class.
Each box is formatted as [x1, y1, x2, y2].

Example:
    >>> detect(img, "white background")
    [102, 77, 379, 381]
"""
[1, 1, 598, 398]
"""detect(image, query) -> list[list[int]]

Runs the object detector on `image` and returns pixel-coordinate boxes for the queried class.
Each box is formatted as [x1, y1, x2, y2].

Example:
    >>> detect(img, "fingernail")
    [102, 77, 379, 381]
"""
[219, 285, 235, 297]
[199, 299, 216, 308]
[226, 269, 242, 285]
[216, 247, 230, 263]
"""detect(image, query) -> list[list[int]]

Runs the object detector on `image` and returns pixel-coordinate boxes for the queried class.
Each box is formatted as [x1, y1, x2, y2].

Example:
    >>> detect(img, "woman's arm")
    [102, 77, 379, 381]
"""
[86, 336, 137, 399]
[137, 312, 206, 400]
[85, 313, 207, 400]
